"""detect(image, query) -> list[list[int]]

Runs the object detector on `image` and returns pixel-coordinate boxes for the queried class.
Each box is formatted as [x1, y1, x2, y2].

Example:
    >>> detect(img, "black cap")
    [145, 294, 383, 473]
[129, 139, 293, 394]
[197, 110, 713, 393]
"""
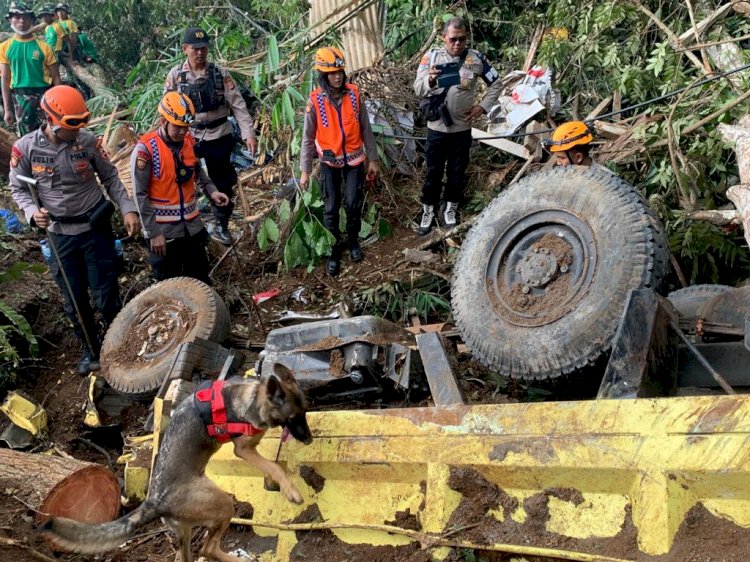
[182, 27, 209, 48]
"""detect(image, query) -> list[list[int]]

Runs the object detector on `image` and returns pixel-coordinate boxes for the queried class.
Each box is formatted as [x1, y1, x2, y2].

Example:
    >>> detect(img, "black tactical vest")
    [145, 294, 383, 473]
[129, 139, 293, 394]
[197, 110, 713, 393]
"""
[176, 63, 225, 113]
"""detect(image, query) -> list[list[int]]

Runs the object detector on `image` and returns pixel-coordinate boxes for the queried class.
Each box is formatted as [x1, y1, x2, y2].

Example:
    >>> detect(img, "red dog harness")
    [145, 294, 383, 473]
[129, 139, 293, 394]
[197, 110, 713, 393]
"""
[194, 380, 264, 443]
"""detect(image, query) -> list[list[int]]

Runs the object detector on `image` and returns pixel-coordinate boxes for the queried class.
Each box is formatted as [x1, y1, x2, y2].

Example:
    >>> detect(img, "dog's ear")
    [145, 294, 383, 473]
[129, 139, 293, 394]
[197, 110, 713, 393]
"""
[273, 363, 296, 385]
[266, 375, 286, 408]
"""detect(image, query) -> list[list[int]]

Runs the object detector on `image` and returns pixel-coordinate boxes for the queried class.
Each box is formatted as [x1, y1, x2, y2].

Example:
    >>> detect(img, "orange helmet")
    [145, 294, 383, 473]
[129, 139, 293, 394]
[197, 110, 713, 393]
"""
[158, 91, 195, 126]
[314, 47, 345, 73]
[40, 85, 90, 130]
[547, 121, 593, 152]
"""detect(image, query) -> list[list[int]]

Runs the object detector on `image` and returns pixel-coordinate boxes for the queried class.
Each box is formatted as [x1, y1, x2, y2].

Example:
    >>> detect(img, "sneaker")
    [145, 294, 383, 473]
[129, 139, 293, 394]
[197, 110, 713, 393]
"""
[444, 201, 458, 228]
[327, 256, 341, 276]
[209, 224, 233, 245]
[350, 245, 363, 263]
[418, 204, 435, 236]
[77, 351, 100, 376]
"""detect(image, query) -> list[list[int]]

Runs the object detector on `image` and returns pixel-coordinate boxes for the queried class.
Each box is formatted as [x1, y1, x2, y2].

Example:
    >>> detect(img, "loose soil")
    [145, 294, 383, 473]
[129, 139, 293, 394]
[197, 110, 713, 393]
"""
[288, 504, 432, 562]
[493, 233, 578, 325]
[102, 298, 196, 367]
[1, 190, 741, 562]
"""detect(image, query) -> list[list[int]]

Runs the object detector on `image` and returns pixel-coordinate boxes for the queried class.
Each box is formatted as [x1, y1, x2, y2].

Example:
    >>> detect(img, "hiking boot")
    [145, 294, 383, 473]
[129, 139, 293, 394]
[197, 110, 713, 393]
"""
[209, 224, 233, 246]
[418, 204, 435, 236]
[444, 201, 459, 229]
[327, 256, 341, 276]
[350, 245, 363, 263]
[77, 351, 100, 376]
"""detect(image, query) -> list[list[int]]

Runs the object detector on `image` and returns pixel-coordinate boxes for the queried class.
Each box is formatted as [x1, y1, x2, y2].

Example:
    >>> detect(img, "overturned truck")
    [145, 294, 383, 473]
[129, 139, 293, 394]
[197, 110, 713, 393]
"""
[129, 167, 749, 561]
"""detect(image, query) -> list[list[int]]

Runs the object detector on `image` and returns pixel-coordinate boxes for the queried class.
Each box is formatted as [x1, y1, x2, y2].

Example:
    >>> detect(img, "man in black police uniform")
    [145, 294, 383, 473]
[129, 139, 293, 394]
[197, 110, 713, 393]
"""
[165, 27, 257, 245]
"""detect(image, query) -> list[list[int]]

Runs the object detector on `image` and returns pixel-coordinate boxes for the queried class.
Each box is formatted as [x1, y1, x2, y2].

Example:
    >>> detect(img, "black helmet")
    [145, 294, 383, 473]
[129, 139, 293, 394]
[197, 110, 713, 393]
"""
[54, 1, 68, 12]
[6, 1, 35, 19]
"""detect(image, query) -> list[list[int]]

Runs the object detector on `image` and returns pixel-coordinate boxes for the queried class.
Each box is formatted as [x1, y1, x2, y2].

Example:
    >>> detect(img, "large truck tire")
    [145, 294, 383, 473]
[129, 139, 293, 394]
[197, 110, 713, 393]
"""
[697, 286, 750, 329]
[451, 167, 670, 381]
[667, 284, 733, 319]
[100, 277, 230, 395]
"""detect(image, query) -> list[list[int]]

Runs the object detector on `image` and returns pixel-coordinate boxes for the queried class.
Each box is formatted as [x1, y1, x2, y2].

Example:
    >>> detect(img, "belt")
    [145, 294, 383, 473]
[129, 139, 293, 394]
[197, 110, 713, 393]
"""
[13, 86, 50, 95]
[48, 198, 104, 224]
[192, 115, 228, 130]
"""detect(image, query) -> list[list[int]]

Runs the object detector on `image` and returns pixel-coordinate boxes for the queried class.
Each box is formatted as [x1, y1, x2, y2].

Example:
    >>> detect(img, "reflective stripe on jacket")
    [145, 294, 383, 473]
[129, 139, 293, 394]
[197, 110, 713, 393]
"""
[140, 130, 199, 223]
[310, 84, 365, 168]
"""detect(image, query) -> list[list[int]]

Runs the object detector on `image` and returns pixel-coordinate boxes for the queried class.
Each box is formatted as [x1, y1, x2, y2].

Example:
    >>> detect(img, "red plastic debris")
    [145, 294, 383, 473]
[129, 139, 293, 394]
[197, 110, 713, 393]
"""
[252, 289, 281, 304]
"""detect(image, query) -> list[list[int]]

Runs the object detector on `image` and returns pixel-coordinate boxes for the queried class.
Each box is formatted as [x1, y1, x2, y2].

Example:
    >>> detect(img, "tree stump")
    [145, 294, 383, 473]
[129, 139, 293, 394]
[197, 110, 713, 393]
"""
[0, 449, 120, 524]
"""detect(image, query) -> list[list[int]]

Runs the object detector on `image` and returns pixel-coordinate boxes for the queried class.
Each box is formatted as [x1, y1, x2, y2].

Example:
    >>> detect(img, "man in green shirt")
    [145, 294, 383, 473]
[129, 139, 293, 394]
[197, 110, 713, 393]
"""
[45, 2, 77, 61]
[0, 2, 62, 135]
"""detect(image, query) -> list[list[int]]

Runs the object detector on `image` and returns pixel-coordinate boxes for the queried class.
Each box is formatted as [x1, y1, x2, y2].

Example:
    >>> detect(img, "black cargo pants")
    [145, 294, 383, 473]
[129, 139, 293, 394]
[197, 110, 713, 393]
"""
[421, 128, 472, 207]
[48, 228, 121, 356]
[320, 163, 365, 251]
[194, 133, 237, 229]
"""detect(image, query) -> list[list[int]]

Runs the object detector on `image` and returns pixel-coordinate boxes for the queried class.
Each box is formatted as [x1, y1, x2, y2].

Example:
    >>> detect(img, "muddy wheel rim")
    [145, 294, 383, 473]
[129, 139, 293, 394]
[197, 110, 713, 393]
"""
[132, 300, 191, 360]
[486, 209, 597, 327]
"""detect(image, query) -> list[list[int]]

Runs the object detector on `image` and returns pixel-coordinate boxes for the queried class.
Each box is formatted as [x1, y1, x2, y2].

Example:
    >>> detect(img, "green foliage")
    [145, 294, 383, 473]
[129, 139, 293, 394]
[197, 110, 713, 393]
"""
[257, 182, 392, 271]
[359, 275, 451, 323]
[668, 216, 750, 285]
[0, 262, 40, 390]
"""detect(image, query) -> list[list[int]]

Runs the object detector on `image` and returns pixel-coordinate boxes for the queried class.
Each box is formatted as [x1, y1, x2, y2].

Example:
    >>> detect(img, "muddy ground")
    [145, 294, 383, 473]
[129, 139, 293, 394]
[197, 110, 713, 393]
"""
[0, 200, 533, 562]
[0, 187, 746, 562]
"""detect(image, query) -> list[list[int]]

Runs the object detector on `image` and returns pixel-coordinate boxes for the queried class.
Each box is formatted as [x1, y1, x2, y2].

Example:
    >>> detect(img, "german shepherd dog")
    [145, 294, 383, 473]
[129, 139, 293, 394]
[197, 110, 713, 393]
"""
[40, 364, 313, 562]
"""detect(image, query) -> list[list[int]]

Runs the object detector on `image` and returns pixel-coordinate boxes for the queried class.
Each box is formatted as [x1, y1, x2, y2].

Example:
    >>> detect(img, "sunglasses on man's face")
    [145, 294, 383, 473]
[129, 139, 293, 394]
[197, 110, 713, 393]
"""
[447, 36, 467, 43]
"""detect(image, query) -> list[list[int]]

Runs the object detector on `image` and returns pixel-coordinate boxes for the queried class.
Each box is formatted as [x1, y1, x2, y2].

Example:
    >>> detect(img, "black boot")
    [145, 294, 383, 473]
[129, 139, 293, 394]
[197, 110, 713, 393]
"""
[350, 244, 363, 263]
[327, 256, 341, 276]
[77, 349, 100, 375]
[327, 243, 343, 276]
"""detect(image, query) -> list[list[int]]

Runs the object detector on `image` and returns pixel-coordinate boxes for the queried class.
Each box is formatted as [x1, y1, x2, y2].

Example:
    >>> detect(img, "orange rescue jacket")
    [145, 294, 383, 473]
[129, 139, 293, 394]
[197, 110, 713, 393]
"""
[141, 130, 200, 223]
[310, 84, 365, 168]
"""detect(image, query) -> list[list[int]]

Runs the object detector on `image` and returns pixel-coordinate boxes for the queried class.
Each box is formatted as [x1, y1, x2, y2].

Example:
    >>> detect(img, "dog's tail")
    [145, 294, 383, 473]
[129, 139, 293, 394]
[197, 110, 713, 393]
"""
[38, 499, 160, 553]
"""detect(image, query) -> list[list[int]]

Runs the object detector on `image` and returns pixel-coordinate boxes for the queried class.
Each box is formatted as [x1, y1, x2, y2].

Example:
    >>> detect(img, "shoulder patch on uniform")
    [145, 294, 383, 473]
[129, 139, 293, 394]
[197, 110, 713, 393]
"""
[224, 75, 235, 90]
[135, 149, 150, 171]
[305, 100, 313, 113]
[10, 146, 22, 168]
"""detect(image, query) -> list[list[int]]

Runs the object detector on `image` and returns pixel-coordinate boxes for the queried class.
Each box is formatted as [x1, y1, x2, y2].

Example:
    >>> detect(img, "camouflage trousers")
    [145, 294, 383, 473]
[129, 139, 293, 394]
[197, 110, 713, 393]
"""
[12, 89, 47, 136]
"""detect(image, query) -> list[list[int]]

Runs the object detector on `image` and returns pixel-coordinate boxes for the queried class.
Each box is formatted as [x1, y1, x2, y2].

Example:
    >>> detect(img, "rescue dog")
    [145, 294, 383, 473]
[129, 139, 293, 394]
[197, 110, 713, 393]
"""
[40, 363, 313, 562]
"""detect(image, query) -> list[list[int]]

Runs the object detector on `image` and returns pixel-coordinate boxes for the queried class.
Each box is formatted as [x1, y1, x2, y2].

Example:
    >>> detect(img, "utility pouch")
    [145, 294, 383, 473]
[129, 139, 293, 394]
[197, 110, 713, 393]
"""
[87, 198, 115, 231]
[418, 91, 448, 123]
[321, 149, 337, 163]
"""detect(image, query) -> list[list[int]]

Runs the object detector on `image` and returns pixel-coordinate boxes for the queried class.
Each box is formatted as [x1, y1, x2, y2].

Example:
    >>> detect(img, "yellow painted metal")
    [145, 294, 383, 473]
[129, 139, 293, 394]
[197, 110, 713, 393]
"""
[120, 434, 154, 503]
[199, 395, 750, 561]
[0, 391, 47, 435]
[84, 375, 102, 427]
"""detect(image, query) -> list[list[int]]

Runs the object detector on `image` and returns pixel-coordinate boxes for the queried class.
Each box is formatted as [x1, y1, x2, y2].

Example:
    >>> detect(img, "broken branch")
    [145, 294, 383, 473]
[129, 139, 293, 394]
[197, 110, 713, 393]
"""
[631, 0, 708, 75]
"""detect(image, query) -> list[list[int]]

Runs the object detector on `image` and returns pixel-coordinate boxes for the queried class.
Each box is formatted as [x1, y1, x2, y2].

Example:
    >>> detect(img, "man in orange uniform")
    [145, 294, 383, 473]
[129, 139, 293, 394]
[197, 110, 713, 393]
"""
[546, 121, 611, 174]
[300, 47, 379, 275]
[131, 92, 229, 284]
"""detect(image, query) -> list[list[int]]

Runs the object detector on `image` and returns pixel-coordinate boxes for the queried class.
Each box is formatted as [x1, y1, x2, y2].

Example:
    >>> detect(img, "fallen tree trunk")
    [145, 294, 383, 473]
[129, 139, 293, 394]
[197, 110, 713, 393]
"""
[717, 117, 750, 248]
[63, 60, 113, 99]
[0, 448, 120, 524]
[0, 125, 18, 177]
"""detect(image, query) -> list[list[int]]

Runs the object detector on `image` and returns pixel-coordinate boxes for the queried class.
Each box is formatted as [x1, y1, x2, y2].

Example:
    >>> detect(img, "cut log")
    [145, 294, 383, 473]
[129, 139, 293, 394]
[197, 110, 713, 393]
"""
[0, 448, 120, 524]
[0, 125, 18, 177]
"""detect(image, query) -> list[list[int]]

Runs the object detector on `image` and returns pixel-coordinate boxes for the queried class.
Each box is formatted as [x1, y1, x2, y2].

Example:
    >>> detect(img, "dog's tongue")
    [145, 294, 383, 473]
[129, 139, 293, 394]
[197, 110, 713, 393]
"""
[281, 427, 292, 443]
